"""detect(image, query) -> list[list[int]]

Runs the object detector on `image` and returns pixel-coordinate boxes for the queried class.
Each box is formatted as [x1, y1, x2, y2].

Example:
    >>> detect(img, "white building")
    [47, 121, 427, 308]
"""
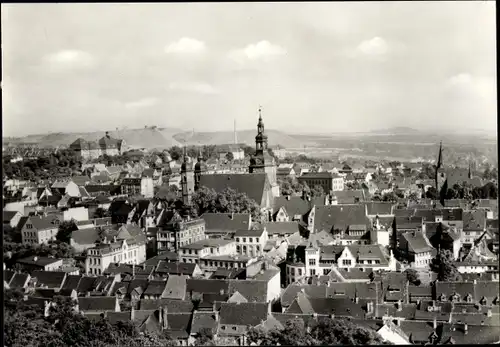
[85, 236, 147, 276]
[234, 228, 269, 258]
[63, 207, 90, 222]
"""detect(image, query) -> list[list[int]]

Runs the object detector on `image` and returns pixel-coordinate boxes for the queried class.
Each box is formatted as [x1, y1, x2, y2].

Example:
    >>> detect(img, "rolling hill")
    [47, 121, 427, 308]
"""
[173, 129, 302, 148]
[4, 128, 182, 150]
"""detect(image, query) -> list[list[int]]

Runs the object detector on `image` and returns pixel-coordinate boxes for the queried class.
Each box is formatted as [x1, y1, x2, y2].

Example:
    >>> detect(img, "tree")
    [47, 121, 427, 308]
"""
[426, 186, 438, 199]
[191, 187, 263, 221]
[225, 152, 234, 162]
[431, 249, 461, 281]
[382, 191, 398, 202]
[311, 185, 324, 198]
[168, 146, 183, 161]
[94, 207, 108, 219]
[242, 145, 255, 158]
[4, 288, 177, 347]
[404, 268, 421, 286]
[57, 220, 78, 244]
[247, 317, 386, 346]
[194, 328, 215, 346]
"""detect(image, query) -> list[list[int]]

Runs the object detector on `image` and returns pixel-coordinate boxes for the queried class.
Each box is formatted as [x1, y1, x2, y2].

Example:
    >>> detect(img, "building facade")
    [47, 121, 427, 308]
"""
[297, 172, 345, 193]
[69, 132, 125, 161]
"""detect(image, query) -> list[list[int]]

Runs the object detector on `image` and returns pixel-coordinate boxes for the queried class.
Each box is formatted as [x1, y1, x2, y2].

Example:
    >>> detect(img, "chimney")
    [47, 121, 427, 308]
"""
[487, 308, 492, 317]
[397, 300, 402, 312]
[464, 323, 468, 334]
[433, 317, 437, 330]
[132, 264, 135, 277]
[113, 236, 117, 243]
[367, 302, 374, 314]
[286, 195, 291, 201]
[131, 306, 135, 321]
[33, 256, 38, 262]
[355, 297, 359, 304]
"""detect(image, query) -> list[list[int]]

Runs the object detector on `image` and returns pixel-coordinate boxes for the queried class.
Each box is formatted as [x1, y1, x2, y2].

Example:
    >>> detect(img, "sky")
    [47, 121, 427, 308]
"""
[1, 2, 497, 137]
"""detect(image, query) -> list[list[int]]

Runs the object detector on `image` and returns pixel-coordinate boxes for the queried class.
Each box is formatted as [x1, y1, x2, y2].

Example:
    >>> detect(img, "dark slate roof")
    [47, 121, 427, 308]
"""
[280, 284, 328, 307]
[32, 270, 66, 289]
[218, 302, 268, 326]
[154, 261, 198, 276]
[435, 281, 475, 300]
[312, 205, 369, 233]
[186, 279, 230, 295]
[201, 213, 251, 232]
[463, 210, 487, 231]
[143, 252, 179, 266]
[28, 215, 60, 230]
[228, 280, 267, 303]
[9, 273, 30, 288]
[126, 278, 149, 296]
[199, 173, 269, 205]
[17, 256, 61, 267]
[4, 270, 15, 284]
[272, 196, 323, 217]
[77, 276, 98, 293]
[3, 210, 19, 222]
[191, 311, 218, 335]
[143, 280, 167, 296]
[403, 231, 433, 253]
[139, 298, 194, 312]
[165, 313, 192, 338]
[264, 221, 301, 235]
[78, 296, 116, 311]
[438, 323, 500, 344]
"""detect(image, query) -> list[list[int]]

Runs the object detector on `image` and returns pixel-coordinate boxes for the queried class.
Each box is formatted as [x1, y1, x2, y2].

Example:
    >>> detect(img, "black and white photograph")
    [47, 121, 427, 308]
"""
[2, 2, 498, 346]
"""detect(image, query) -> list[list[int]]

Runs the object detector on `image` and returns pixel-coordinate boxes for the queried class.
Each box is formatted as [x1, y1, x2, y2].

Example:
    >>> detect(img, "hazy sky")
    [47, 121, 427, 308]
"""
[2, 2, 497, 136]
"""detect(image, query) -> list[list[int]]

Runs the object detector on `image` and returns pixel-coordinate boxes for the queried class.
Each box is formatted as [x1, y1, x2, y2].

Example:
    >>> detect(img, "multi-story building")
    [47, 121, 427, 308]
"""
[297, 172, 344, 193]
[85, 235, 147, 276]
[285, 244, 397, 285]
[178, 239, 237, 264]
[69, 132, 125, 161]
[20, 215, 60, 245]
[234, 228, 269, 257]
[461, 210, 487, 247]
[120, 177, 154, 198]
[155, 212, 207, 253]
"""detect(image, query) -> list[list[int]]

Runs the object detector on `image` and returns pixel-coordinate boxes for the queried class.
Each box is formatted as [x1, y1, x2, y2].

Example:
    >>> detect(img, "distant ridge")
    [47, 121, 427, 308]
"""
[370, 127, 420, 135]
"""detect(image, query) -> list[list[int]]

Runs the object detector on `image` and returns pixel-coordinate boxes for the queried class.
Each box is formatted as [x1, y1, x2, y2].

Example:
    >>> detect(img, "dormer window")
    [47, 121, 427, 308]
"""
[466, 294, 473, 303]
[440, 293, 447, 302]
[481, 297, 488, 306]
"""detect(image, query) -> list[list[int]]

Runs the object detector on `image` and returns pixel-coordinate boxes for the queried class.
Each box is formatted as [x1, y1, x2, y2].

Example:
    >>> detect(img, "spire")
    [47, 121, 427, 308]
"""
[197, 144, 203, 162]
[468, 161, 472, 179]
[437, 141, 443, 170]
[234, 119, 237, 145]
[257, 105, 264, 132]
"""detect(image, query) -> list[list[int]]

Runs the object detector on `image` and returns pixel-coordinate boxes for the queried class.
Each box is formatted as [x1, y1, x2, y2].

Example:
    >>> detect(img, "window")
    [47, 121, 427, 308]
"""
[182, 258, 186, 263]
[242, 238, 246, 243]
[256, 245, 260, 252]
[310, 269, 316, 276]
[236, 238, 240, 242]
[342, 259, 352, 266]
[256, 238, 259, 243]
[323, 269, 329, 275]
[249, 238, 253, 243]
[189, 250, 192, 254]
[309, 259, 316, 266]
[298, 268, 302, 275]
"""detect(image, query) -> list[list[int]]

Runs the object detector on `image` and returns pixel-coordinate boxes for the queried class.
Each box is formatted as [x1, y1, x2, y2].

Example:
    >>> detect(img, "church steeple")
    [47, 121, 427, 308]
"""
[181, 144, 194, 205]
[249, 105, 277, 190]
[255, 106, 268, 153]
[194, 145, 205, 191]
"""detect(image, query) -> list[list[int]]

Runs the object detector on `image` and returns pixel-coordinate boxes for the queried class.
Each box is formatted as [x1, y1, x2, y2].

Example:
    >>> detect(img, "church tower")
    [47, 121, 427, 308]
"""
[181, 146, 195, 205]
[194, 146, 206, 191]
[435, 141, 446, 192]
[249, 107, 278, 194]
